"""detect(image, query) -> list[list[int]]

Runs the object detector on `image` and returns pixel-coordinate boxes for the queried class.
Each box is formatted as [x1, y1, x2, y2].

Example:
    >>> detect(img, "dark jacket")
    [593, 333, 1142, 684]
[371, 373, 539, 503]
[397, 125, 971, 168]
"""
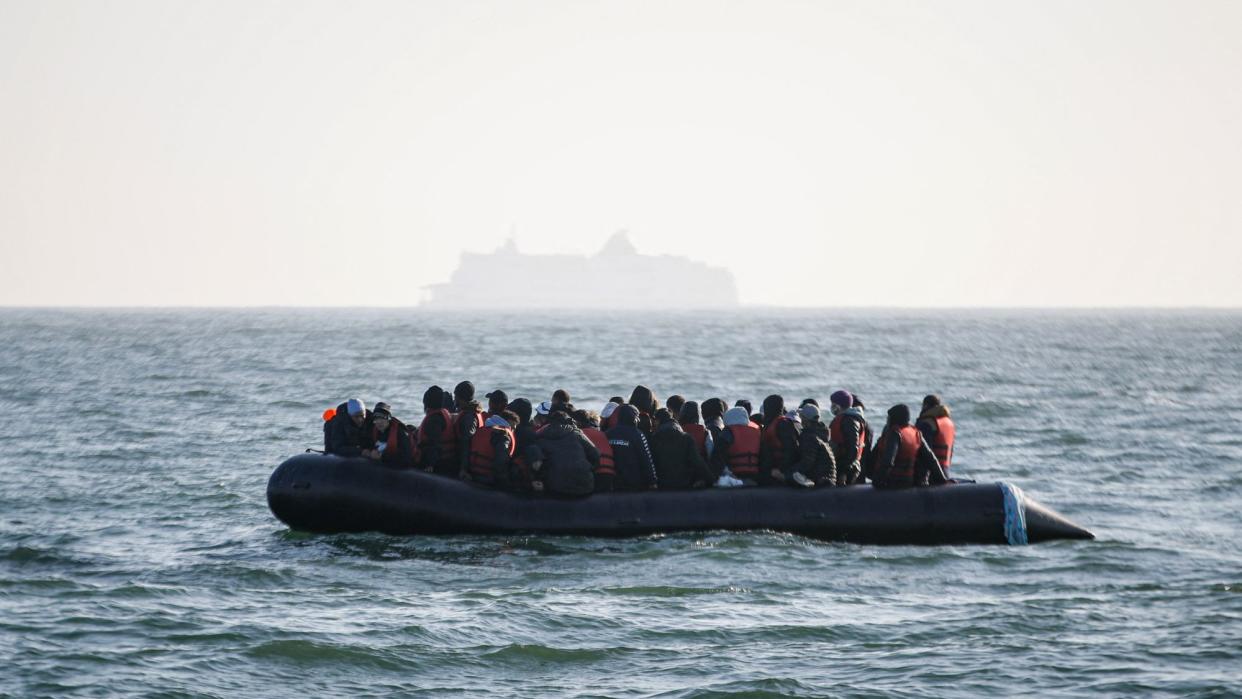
[606, 405, 658, 491]
[831, 409, 868, 486]
[366, 416, 416, 469]
[649, 420, 711, 489]
[455, 402, 482, 473]
[418, 411, 454, 475]
[797, 419, 836, 485]
[760, 418, 801, 479]
[534, 421, 598, 496]
[474, 425, 517, 490]
[629, 385, 657, 434]
[871, 425, 947, 489]
[326, 403, 367, 457]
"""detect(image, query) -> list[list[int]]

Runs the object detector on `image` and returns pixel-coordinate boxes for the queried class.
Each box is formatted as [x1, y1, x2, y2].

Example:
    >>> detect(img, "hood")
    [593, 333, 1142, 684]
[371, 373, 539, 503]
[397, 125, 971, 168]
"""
[843, 406, 865, 421]
[679, 400, 701, 424]
[656, 419, 684, 434]
[919, 404, 951, 420]
[506, 398, 532, 425]
[422, 385, 444, 413]
[537, 421, 580, 440]
[723, 406, 751, 427]
[762, 394, 785, 422]
[615, 404, 640, 427]
[629, 385, 655, 414]
[887, 404, 911, 426]
[701, 398, 725, 420]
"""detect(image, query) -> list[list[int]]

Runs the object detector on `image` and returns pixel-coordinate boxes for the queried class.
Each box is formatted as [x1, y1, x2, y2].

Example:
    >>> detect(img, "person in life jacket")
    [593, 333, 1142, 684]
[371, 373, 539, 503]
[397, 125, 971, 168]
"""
[605, 404, 658, 491]
[678, 400, 714, 461]
[871, 404, 948, 489]
[649, 408, 711, 489]
[452, 399, 484, 478]
[325, 398, 376, 458]
[850, 394, 877, 479]
[828, 390, 869, 486]
[532, 410, 598, 497]
[483, 389, 508, 420]
[710, 406, 762, 485]
[599, 402, 621, 432]
[759, 394, 803, 486]
[505, 398, 541, 492]
[796, 403, 836, 486]
[916, 394, 956, 476]
[417, 386, 457, 475]
[700, 398, 727, 440]
[364, 402, 417, 468]
[572, 409, 616, 492]
[467, 410, 518, 489]
[628, 385, 658, 435]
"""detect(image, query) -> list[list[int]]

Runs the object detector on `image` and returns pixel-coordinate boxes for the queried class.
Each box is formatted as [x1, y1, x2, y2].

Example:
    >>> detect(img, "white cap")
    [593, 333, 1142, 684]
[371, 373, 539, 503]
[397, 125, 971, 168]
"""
[536, 400, 553, 416]
[600, 402, 619, 419]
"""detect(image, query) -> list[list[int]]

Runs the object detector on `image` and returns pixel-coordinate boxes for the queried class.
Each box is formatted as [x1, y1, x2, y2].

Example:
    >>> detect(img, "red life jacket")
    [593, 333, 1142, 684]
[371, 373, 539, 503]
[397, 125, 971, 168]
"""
[582, 427, 615, 477]
[682, 423, 708, 460]
[446, 409, 483, 460]
[762, 415, 793, 466]
[371, 419, 415, 466]
[417, 408, 455, 459]
[929, 416, 955, 471]
[725, 423, 761, 477]
[468, 425, 515, 480]
[875, 425, 921, 485]
[830, 413, 867, 463]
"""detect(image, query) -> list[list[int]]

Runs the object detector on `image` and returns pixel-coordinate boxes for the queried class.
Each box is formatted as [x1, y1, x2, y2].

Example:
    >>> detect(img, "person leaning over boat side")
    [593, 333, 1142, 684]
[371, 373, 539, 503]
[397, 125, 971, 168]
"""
[797, 403, 836, 487]
[326, 398, 374, 458]
[483, 389, 508, 419]
[417, 386, 456, 475]
[760, 394, 802, 486]
[573, 409, 617, 493]
[533, 410, 598, 496]
[468, 410, 518, 489]
[711, 406, 762, 485]
[871, 404, 947, 489]
[365, 402, 416, 468]
[629, 385, 658, 435]
[828, 390, 868, 486]
[650, 408, 711, 489]
[606, 404, 658, 491]
[916, 394, 956, 477]
[506, 398, 541, 491]
[700, 398, 727, 440]
[678, 400, 713, 460]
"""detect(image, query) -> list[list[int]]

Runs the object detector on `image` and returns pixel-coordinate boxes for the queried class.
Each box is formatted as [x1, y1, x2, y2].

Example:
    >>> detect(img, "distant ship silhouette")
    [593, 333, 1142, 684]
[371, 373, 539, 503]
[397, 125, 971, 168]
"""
[421, 231, 740, 309]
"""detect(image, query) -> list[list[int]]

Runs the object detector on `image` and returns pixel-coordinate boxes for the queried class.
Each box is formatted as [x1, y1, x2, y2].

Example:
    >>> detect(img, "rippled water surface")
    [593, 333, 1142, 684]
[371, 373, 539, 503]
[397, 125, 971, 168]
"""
[2, 309, 1240, 697]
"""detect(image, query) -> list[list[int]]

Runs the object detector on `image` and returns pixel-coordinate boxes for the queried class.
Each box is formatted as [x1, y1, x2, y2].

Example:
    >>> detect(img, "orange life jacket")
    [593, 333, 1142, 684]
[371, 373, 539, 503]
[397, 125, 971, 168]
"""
[929, 416, 955, 470]
[682, 423, 708, 460]
[468, 424, 515, 480]
[830, 413, 867, 463]
[762, 415, 793, 466]
[875, 425, 921, 485]
[417, 408, 455, 459]
[582, 427, 615, 477]
[725, 423, 761, 477]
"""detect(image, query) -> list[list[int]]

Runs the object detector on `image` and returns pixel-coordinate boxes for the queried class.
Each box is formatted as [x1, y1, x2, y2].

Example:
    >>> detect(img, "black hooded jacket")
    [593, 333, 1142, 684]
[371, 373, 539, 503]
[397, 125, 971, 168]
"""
[798, 419, 836, 484]
[628, 385, 657, 434]
[365, 415, 416, 469]
[649, 419, 711, 489]
[533, 419, 598, 496]
[605, 405, 658, 491]
[326, 402, 368, 457]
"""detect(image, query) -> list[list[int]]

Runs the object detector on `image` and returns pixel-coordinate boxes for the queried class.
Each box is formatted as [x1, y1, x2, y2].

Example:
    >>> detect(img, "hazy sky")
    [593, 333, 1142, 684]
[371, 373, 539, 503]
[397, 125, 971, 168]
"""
[1, 0, 1239, 307]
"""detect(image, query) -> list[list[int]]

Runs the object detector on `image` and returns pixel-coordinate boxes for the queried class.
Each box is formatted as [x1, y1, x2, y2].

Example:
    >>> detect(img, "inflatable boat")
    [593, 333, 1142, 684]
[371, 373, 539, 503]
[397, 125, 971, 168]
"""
[267, 453, 1094, 545]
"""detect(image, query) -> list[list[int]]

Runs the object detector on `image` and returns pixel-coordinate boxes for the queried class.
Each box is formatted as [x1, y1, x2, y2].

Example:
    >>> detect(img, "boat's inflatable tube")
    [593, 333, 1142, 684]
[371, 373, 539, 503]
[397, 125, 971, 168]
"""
[267, 454, 1094, 545]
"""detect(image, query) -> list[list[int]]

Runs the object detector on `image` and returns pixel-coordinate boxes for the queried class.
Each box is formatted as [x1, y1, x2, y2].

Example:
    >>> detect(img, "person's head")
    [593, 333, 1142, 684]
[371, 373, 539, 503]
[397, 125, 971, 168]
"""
[616, 404, 640, 426]
[922, 394, 942, 412]
[701, 398, 725, 421]
[608, 396, 626, 406]
[800, 398, 819, 408]
[453, 381, 475, 407]
[486, 390, 509, 415]
[723, 406, 750, 427]
[762, 394, 785, 422]
[552, 388, 571, 405]
[534, 400, 553, 427]
[665, 395, 685, 418]
[570, 408, 592, 429]
[887, 403, 911, 426]
[548, 409, 573, 426]
[829, 390, 853, 415]
[498, 409, 519, 428]
[654, 407, 674, 425]
[600, 402, 619, 422]
[371, 401, 392, 430]
[629, 385, 655, 414]
[506, 398, 533, 426]
[422, 386, 443, 413]
[798, 403, 820, 424]
[679, 400, 701, 425]
[441, 391, 456, 411]
[346, 398, 367, 426]
[734, 399, 752, 416]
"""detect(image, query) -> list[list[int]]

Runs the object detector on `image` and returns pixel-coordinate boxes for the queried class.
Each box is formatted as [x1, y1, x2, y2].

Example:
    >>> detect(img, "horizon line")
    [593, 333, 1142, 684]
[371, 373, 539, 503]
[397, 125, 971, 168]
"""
[1, 304, 1239, 312]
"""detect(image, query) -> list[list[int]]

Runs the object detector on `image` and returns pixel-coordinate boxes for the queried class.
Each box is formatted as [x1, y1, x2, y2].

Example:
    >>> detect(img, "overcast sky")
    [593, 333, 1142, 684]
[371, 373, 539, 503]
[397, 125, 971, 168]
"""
[1, 0, 1239, 307]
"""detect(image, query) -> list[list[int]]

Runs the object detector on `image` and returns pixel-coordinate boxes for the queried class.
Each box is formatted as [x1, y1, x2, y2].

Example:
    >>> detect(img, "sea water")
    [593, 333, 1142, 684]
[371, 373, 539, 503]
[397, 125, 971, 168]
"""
[1, 309, 1240, 697]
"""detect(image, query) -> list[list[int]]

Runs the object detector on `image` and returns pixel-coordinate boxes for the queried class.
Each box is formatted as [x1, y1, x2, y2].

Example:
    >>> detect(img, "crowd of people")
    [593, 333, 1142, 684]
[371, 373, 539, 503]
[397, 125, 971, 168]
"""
[321, 383, 957, 497]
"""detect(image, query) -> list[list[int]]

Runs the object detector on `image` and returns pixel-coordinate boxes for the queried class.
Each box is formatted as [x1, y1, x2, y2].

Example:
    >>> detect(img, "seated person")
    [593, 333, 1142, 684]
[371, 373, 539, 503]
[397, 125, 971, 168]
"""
[604, 405, 658, 491]
[871, 404, 948, 489]
[366, 402, 416, 468]
[649, 408, 711, 489]
[468, 410, 519, 489]
[796, 403, 836, 487]
[533, 410, 598, 496]
[326, 398, 375, 458]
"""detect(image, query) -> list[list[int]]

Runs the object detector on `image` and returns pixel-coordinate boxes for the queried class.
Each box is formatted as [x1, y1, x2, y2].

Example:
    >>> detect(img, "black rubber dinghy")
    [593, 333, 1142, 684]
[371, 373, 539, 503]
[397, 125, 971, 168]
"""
[267, 453, 1093, 545]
